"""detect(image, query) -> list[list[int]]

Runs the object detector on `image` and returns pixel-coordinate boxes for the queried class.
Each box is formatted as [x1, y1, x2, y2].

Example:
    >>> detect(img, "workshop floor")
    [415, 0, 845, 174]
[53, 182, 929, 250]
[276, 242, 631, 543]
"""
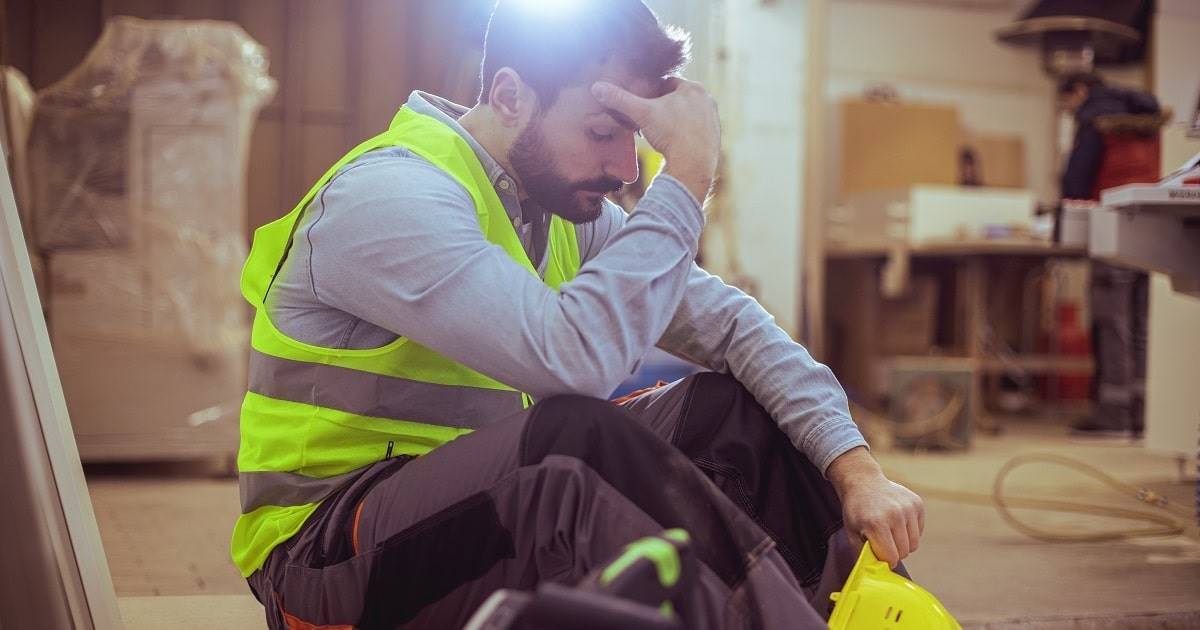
[89, 419, 1200, 629]
[876, 420, 1200, 629]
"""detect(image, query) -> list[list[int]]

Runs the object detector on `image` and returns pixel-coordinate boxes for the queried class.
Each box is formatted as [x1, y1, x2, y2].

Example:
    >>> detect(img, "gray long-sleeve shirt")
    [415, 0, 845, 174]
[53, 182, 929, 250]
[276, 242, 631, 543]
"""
[266, 91, 867, 474]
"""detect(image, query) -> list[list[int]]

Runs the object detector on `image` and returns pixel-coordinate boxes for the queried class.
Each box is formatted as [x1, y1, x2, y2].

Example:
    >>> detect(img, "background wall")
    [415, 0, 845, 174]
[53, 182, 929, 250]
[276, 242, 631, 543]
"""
[713, 0, 811, 336]
[636, 0, 813, 338]
[824, 0, 1155, 207]
[825, 0, 1055, 208]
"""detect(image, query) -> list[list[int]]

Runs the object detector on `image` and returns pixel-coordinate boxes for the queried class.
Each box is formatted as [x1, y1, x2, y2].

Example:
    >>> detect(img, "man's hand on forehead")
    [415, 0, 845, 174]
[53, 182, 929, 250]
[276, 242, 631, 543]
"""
[595, 76, 680, 131]
[603, 108, 640, 132]
[590, 76, 719, 203]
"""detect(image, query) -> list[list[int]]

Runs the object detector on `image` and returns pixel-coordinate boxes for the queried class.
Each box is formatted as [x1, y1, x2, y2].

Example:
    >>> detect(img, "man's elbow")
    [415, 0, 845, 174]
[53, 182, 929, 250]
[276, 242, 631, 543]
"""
[532, 358, 631, 402]
[551, 371, 625, 401]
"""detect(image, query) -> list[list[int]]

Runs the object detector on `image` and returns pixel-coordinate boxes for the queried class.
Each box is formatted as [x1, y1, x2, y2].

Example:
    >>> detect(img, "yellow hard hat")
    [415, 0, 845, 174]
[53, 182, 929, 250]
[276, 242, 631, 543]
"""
[828, 543, 961, 630]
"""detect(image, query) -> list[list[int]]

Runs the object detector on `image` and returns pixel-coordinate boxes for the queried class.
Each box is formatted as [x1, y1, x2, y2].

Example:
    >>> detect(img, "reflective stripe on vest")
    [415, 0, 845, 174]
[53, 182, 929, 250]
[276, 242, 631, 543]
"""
[239, 469, 363, 514]
[230, 106, 580, 577]
[247, 349, 524, 430]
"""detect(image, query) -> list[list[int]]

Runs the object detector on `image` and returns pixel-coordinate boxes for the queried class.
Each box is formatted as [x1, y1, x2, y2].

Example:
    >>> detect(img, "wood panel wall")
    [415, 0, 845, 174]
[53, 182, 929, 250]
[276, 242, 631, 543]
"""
[2, 0, 493, 234]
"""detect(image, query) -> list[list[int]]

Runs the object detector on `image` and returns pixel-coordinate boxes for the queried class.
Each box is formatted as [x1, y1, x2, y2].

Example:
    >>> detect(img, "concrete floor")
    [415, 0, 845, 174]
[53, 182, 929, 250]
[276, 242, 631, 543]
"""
[89, 419, 1200, 629]
[876, 420, 1200, 629]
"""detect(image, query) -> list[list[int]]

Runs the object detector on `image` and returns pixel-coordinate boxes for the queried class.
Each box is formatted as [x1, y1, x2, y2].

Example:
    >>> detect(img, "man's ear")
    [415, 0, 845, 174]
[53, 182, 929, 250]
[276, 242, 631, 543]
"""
[488, 68, 536, 128]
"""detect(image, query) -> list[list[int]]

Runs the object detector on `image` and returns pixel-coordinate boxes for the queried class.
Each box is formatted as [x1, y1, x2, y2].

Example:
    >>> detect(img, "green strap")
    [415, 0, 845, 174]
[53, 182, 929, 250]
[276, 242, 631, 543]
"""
[600, 528, 690, 588]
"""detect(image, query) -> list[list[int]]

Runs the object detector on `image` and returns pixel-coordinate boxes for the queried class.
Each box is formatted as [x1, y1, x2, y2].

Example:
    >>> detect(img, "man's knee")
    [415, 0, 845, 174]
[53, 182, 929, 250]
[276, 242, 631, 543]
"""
[667, 373, 775, 448]
[689, 372, 749, 400]
[534, 393, 623, 419]
[523, 390, 769, 592]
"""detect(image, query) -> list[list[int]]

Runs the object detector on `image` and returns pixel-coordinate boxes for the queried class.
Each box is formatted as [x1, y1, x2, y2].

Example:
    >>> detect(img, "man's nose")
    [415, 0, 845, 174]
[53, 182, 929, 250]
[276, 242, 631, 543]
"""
[605, 136, 640, 185]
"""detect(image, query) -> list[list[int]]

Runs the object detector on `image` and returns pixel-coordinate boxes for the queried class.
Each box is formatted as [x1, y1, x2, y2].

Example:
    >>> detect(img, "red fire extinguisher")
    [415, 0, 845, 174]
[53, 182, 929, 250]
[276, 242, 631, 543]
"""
[1045, 302, 1092, 401]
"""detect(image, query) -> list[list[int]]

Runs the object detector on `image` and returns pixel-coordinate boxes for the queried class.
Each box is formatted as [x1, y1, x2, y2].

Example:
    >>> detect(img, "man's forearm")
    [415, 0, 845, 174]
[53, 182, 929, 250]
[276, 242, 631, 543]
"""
[654, 267, 868, 472]
[825, 446, 885, 495]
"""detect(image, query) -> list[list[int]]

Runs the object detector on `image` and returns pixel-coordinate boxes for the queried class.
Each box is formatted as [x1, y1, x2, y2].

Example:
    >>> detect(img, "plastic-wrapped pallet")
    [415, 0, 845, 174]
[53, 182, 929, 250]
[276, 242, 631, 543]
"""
[27, 17, 275, 462]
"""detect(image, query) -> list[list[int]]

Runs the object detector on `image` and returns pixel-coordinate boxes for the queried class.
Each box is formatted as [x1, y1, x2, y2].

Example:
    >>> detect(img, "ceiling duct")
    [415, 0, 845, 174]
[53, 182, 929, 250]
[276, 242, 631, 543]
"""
[995, 0, 1154, 76]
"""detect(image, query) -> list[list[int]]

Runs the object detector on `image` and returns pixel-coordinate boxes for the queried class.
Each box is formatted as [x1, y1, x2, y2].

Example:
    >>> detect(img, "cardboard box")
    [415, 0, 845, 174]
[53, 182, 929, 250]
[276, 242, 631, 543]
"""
[829, 185, 1036, 247]
[906, 185, 1035, 242]
[839, 99, 961, 197]
[50, 331, 244, 462]
[48, 249, 246, 462]
[962, 133, 1026, 188]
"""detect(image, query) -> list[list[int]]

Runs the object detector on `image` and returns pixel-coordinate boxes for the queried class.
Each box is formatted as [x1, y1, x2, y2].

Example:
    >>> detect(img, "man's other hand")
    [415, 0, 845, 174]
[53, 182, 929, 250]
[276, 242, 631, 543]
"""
[826, 446, 925, 568]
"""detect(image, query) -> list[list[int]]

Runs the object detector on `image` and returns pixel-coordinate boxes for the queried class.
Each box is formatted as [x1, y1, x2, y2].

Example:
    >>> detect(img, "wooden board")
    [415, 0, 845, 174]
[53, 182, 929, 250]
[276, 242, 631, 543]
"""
[246, 117, 284, 234]
[826, 240, 1086, 259]
[825, 257, 882, 401]
[301, 0, 350, 114]
[962, 132, 1026, 188]
[839, 99, 961, 198]
[1, 101, 122, 630]
[32, 0, 104, 88]
[878, 274, 939, 356]
[359, 0, 418, 134]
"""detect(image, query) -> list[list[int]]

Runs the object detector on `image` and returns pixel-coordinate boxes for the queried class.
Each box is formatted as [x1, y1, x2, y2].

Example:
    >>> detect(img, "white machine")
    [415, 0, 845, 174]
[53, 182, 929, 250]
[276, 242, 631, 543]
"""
[1091, 153, 1200, 295]
[1090, 153, 1200, 527]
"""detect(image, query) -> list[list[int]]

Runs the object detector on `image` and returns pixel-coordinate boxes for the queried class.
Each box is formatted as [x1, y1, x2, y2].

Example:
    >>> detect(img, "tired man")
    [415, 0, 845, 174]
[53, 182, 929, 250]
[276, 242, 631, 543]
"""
[233, 1, 923, 627]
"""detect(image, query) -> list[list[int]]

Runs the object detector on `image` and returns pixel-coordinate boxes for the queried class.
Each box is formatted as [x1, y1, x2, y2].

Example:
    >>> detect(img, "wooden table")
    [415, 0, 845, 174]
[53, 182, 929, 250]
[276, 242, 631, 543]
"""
[823, 240, 1092, 431]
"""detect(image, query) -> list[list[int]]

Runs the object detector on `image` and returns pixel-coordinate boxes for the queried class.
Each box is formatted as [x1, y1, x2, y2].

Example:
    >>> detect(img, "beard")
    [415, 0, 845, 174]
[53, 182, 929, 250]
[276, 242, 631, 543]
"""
[508, 118, 623, 224]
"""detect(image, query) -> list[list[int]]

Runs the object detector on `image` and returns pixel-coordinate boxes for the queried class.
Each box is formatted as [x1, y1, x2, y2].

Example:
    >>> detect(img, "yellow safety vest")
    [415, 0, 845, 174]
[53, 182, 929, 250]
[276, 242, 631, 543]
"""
[231, 107, 581, 577]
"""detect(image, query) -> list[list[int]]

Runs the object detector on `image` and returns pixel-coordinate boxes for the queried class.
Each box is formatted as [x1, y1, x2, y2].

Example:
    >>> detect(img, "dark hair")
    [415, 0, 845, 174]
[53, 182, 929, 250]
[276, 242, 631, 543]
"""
[478, 0, 691, 108]
[1057, 72, 1104, 95]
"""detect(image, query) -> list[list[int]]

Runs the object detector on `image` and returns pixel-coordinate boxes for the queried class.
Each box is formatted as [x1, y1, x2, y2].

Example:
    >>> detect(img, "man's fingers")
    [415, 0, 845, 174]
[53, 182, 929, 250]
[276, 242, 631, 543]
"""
[891, 522, 911, 566]
[866, 528, 899, 568]
[907, 508, 922, 554]
[591, 81, 653, 124]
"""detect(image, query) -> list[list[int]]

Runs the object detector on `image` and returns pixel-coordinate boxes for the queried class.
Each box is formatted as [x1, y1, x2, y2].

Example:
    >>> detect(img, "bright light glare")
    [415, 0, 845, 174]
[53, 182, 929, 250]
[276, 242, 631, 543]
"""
[508, 0, 585, 15]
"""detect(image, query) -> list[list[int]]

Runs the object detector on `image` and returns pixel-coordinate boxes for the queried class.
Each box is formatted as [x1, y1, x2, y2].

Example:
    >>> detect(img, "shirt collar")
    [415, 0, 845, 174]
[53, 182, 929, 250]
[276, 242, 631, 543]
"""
[404, 91, 513, 188]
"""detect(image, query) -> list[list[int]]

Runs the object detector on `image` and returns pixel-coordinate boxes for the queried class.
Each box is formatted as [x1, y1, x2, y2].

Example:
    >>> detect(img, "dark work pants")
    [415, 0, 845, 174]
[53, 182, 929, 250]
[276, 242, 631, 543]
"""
[1090, 262, 1149, 431]
[246, 373, 856, 629]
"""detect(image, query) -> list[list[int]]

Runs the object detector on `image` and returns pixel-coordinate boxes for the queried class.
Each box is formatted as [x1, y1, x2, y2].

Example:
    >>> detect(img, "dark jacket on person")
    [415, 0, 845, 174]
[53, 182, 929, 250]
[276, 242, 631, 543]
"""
[1061, 85, 1161, 199]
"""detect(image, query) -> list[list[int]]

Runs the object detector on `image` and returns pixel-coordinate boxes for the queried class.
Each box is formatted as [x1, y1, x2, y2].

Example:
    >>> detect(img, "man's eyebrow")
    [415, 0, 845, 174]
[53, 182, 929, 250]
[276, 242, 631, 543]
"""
[601, 108, 639, 131]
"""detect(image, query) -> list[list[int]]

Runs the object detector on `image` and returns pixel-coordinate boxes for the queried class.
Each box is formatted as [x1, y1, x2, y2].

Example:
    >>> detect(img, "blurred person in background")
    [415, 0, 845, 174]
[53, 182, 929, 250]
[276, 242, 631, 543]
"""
[1057, 72, 1161, 437]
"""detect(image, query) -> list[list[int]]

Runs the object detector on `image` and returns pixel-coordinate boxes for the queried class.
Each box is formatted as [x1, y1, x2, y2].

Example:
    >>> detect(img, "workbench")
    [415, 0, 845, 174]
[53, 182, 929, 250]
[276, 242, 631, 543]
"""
[824, 239, 1093, 432]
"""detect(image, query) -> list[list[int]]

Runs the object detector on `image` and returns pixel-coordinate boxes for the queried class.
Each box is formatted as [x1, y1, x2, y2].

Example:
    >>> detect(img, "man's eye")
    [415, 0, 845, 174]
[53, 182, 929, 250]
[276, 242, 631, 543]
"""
[589, 130, 616, 142]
